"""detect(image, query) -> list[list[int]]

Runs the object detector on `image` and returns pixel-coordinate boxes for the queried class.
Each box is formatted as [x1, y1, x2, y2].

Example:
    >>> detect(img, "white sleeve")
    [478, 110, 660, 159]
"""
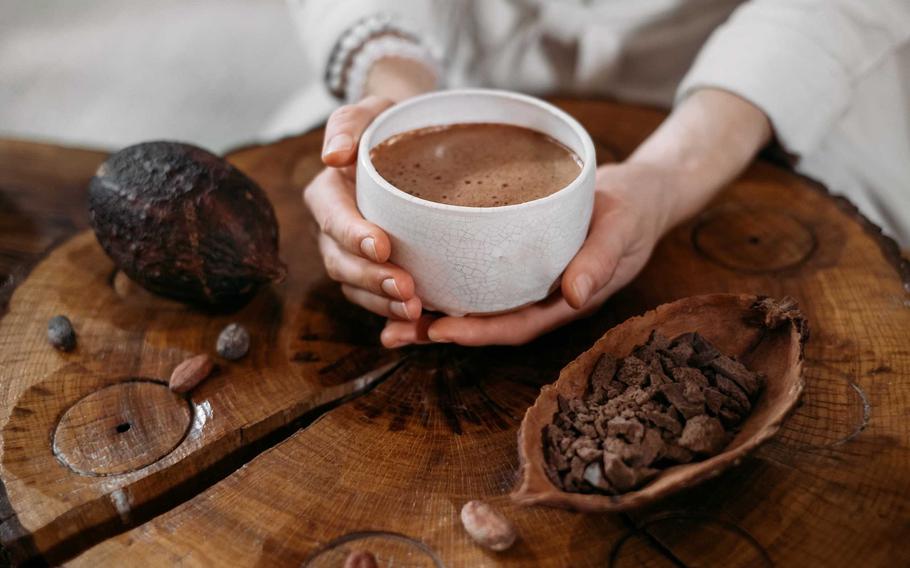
[676, 0, 910, 157]
[287, 0, 458, 82]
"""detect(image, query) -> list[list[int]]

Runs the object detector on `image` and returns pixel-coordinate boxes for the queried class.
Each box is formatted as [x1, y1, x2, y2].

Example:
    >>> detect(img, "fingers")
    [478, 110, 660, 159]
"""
[341, 284, 422, 321]
[381, 314, 437, 348]
[425, 293, 601, 347]
[319, 234, 415, 299]
[561, 196, 624, 309]
[322, 96, 394, 167]
[304, 169, 392, 262]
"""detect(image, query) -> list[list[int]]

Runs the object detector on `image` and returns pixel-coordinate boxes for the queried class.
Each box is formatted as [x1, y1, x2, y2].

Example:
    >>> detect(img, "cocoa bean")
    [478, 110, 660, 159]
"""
[169, 354, 214, 393]
[460, 500, 517, 551]
[47, 315, 76, 352]
[216, 323, 250, 360]
[343, 550, 378, 568]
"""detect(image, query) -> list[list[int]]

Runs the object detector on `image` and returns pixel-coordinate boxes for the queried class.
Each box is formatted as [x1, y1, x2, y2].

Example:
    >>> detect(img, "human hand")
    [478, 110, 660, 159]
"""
[303, 95, 424, 324]
[380, 162, 677, 347]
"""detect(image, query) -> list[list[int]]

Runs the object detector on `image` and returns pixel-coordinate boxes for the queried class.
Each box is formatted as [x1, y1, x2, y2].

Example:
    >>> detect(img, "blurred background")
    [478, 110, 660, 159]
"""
[0, 0, 328, 152]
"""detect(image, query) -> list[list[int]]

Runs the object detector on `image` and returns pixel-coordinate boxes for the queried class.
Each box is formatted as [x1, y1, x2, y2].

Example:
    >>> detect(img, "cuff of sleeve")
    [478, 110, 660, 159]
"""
[676, 14, 851, 157]
[292, 0, 387, 77]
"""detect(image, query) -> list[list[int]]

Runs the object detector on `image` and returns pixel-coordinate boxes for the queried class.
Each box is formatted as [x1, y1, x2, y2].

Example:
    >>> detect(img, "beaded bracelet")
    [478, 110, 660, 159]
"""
[324, 13, 441, 102]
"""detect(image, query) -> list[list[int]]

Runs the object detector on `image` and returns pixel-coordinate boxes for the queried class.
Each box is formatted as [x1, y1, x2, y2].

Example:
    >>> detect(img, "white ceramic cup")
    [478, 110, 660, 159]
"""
[356, 89, 596, 316]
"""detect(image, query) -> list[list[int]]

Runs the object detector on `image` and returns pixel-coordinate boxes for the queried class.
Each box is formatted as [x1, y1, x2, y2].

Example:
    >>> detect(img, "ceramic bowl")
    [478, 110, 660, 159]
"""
[356, 89, 596, 316]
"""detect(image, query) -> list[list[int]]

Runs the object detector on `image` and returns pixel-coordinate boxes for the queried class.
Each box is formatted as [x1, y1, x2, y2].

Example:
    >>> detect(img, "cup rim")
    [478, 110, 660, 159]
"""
[358, 89, 597, 214]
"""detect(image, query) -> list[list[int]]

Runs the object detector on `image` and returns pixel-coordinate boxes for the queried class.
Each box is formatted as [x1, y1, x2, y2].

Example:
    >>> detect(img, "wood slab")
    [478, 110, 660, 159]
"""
[0, 138, 403, 564]
[1, 99, 909, 566]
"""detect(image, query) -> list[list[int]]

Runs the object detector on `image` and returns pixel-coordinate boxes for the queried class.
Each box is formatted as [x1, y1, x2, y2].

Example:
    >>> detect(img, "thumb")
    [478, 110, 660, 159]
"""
[322, 96, 394, 167]
[561, 215, 624, 309]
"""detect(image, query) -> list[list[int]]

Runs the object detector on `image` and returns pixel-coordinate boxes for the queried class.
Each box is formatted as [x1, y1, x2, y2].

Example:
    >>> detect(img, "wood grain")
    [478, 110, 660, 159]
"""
[0, 137, 402, 564]
[1, 99, 908, 566]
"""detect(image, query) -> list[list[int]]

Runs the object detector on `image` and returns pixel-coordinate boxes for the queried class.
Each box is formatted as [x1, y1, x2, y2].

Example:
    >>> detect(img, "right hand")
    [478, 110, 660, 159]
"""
[303, 96, 423, 328]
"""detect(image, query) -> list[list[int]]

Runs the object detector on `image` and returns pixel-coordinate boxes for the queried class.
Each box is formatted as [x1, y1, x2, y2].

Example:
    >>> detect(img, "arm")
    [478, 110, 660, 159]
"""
[677, 0, 910, 158]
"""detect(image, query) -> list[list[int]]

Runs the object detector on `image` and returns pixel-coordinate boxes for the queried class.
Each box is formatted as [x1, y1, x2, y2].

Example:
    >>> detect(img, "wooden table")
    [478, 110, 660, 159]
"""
[1, 100, 908, 567]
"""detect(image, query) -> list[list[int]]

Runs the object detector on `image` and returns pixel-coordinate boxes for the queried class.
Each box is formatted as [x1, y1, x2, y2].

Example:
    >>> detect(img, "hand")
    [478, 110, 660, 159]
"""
[381, 162, 676, 347]
[303, 95, 424, 324]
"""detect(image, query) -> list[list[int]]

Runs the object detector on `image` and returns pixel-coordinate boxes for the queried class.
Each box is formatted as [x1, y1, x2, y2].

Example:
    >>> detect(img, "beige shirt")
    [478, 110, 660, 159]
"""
[292, 0, 910, 246]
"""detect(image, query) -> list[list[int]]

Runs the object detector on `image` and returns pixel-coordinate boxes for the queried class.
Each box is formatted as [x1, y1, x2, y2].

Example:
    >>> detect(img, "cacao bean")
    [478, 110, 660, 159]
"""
[343, 550, 378, 568]
[47, 315, 76, 352]
[216, 323, 250, 360]
[169, 354, 215, 393]
[460, 500, 517, 552]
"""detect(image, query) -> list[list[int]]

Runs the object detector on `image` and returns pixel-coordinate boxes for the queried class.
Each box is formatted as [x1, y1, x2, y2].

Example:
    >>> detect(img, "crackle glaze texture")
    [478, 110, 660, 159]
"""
[357, 90, 596, 315]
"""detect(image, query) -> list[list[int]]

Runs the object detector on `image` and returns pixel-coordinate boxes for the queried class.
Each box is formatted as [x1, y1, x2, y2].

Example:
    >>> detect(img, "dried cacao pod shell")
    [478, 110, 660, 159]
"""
[513, 294, 806, 512]
[88, 141, 286, 307]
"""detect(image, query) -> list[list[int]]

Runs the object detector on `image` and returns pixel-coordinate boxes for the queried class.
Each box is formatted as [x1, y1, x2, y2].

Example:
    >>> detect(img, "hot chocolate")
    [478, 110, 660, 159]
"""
[370, 123, 582, 207]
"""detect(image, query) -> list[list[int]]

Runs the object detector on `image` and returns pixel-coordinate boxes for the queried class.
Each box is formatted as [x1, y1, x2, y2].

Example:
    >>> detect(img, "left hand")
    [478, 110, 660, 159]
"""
[380, 162, 677, 347]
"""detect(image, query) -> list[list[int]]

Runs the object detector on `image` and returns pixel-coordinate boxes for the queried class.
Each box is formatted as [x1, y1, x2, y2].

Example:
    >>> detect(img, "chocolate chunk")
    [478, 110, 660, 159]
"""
[660, 443, 695, 464]
[648, 358, 673, 387]
[646, 330, 671, 351]
[679, 416, 728, 454]
[660, 383, 704, 419]
[703, 387, 726, 415]
[617, 356, 649, 386]
[564, 456, 588, 491]
[641, 408, 683, 435]
[569, 437, 601, 462]
[713, 375, 751, 412]
[623, 386, 655, 405]
[590, 353, 618, 387]
[607, 416, 645, 443]
[709, 356, 761, 397]
[663, 341, 695, 367]
[576, 423, 598, 438]
[688, 332, 721, 366]
[589, 353, 619, 403]
[671, 366, 709, 388]
[602, 452, 637, 492]
[636, 428, 665, 468]
[718, 407, 744, 427]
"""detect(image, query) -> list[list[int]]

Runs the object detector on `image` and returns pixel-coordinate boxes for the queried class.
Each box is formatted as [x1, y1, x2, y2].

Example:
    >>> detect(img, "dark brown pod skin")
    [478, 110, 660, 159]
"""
[88, 141, 286, 307]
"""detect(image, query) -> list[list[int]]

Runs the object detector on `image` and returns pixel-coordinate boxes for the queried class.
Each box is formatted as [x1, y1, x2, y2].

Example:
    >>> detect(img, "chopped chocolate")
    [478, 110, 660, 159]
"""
[679, 415, 728, 454]
[543, 329, 764, 495]
[617, 356, 649, 386]
[709, 355, 761, 397]
[713, 375, 751, 412]
[648, 358, 673, 386]
[588, 353, 619, 403]
[660, 443, 695, 464]
[663, 341, 694, 367]
[660, 383, 704, 419]
[636, 428, 664, 467]
[703, 387, 726, 415]
[671, 366, 709, 388]
[602, 452, 637, 492]
[641, 408, 683, 435]
[607, 416, 645, 443]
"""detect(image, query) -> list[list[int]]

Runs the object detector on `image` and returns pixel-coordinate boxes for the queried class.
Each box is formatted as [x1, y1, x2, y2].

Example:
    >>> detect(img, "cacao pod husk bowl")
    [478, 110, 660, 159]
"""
[512, 294, 807, 512]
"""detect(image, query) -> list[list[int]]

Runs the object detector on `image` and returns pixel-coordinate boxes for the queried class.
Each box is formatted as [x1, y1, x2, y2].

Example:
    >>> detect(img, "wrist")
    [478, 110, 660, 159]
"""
[364, 57, 437, 103]
[627, 88, 771, 230]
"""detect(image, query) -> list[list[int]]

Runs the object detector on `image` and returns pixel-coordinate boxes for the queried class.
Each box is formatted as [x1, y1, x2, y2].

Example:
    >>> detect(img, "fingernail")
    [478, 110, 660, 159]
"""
[390, 301, 411, 320]
[381, 277, 402, 299]
[323, 133, 353, 157]
[360, 237, 378, 261]
[427, 328, 451, 343]
[573, 274, 593, 306]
